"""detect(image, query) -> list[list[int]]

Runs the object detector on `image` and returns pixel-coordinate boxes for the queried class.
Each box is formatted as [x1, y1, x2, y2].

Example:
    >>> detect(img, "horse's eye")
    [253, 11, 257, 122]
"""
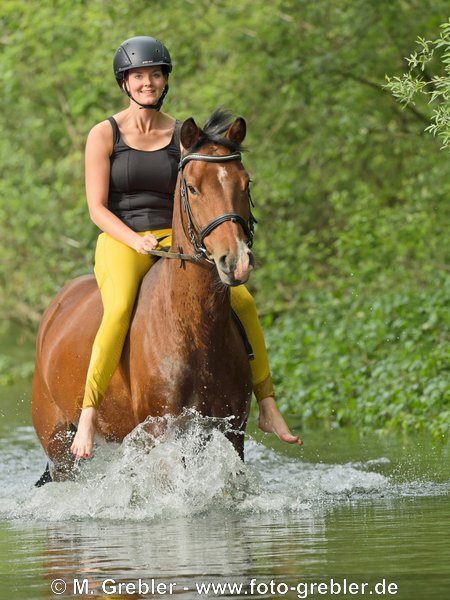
[187, 184, 198, 195]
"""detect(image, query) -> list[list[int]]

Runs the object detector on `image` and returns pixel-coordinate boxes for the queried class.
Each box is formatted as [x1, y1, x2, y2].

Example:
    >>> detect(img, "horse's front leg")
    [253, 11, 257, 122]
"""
[45, 423, 79, 482]
[226, 430, 245, 461]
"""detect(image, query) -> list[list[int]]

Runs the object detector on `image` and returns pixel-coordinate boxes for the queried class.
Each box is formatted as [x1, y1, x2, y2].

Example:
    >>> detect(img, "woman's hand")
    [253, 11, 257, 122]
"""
[134, 233, 159, 254]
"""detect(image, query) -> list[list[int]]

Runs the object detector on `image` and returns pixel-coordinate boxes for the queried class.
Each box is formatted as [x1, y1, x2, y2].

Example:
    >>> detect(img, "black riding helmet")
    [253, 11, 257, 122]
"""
[113, 36, 172, 110]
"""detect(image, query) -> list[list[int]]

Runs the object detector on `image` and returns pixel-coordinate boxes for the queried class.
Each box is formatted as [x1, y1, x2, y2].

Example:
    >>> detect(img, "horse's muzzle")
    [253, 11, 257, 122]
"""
[215, 242, 254, 285]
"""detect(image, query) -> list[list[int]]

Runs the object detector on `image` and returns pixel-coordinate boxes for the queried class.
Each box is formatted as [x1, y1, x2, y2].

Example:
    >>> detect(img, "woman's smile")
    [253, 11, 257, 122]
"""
[125, 66, 167, 101]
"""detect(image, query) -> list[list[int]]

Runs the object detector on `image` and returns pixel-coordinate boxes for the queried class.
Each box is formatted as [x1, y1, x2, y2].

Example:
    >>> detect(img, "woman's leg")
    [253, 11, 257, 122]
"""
[71, 230, 172, 458]
[230, 285, 302, 445]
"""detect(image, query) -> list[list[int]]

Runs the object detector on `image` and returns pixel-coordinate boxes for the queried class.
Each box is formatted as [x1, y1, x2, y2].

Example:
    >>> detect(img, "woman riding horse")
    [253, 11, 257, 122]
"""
[44, 36, 302, 461]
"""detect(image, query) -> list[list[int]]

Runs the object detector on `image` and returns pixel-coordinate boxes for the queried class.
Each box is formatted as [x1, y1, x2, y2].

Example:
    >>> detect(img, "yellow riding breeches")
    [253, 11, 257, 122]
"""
[82, 230, 274, 409]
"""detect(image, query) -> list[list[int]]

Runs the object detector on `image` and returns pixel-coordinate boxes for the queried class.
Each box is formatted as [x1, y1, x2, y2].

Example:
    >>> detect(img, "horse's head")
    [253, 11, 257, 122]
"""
[178, 110, 255, 286]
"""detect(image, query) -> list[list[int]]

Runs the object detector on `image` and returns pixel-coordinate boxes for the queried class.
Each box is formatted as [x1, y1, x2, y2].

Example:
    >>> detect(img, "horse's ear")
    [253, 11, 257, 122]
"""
[226, 117, 246, 145]
[181, 117, 200, 149]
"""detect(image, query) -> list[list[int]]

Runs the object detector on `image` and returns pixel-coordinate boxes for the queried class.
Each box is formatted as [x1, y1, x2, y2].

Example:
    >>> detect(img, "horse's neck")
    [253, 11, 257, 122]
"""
[168, 211, 230, 325]
[133, 260, 230, 365]
[168, 259, 229, 323]
[137, 207, 230, 335]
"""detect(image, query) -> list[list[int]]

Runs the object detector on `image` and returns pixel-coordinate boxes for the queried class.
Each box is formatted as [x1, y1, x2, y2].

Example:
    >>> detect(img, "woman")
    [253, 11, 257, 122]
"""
[71, 36, 302, 459]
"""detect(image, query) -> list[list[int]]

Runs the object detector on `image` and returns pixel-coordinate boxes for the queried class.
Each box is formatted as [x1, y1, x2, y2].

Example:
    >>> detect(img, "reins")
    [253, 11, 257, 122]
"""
[146, 246, 203, 268]
[147, 150, 256, 267]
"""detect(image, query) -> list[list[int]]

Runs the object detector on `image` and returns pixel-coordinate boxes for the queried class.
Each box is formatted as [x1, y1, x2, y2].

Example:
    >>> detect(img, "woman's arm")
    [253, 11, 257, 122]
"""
[85, 121, 158, 254]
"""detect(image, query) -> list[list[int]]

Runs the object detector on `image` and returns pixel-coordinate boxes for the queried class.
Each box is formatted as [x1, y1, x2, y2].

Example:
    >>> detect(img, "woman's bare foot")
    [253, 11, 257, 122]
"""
[70, 407, 97, 458]
[258, 396, 303, 445]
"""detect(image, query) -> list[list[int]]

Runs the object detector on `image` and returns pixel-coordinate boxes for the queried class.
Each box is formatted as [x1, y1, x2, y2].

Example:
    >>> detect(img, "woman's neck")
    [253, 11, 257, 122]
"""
[125, 104, 166, 132]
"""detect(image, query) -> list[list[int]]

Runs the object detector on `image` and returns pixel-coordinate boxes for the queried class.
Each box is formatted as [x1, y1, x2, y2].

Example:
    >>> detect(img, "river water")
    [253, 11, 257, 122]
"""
[0, 369, 449, 600]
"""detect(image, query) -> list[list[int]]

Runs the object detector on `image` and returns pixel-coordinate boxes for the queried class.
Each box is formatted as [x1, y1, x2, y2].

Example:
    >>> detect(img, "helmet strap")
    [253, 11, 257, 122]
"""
[123, 81, 169, 111]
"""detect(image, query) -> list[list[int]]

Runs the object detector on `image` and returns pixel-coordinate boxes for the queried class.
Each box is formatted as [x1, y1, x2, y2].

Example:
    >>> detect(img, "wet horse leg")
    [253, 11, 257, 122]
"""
[46, 423, 79, 481]
[226, 430, 245, 461]
[32, 372, 79, 482]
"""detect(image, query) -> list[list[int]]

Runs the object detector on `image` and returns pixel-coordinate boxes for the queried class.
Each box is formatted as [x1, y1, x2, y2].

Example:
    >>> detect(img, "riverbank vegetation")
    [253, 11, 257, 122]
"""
[1, 1, 448, 436]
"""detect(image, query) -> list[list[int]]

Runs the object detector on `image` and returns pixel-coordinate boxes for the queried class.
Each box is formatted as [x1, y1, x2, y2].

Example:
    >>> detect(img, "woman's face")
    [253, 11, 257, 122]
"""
[124, 66, 167, 103]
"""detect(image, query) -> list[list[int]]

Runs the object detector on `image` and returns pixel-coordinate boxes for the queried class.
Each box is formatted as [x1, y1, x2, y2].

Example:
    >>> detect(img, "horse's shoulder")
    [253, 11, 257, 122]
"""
[140, 259, 163, 294]
[132, 260, 168, 325]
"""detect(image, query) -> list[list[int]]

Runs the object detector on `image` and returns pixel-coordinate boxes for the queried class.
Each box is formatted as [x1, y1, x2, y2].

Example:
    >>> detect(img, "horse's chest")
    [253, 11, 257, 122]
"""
[156, 355, 193, 391]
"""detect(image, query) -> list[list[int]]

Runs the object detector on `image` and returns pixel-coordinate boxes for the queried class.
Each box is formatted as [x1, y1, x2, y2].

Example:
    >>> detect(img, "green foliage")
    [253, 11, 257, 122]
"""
[266, 272, 450, 438]
[0, 354, 34, 386]
[0, 0, 449, 434]
[385, 18, 450, 148]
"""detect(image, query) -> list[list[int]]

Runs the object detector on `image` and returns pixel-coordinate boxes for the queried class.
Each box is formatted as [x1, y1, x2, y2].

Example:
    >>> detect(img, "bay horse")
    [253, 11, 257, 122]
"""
[32, 110, 255, 482]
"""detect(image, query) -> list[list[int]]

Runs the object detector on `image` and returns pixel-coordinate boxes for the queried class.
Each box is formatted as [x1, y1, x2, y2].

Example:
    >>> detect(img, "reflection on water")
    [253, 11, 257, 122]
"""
[0, 387, 449, 599]
[1, 494, 449, 600]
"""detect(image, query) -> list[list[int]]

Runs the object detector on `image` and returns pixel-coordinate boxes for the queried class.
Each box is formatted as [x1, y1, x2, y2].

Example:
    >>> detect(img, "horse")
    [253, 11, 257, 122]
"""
[32, 110, 256, 482]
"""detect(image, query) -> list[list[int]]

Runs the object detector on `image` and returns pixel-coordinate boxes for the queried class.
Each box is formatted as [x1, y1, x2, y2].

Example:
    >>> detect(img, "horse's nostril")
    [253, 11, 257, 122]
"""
[219, 255, 228, 268]
[219, 254, 237, 273]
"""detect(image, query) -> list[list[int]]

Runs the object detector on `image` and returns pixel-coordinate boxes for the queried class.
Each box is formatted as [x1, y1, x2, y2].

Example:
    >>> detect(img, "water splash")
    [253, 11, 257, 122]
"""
[3, 411, 250, 521]
[1, 411, 447, 522]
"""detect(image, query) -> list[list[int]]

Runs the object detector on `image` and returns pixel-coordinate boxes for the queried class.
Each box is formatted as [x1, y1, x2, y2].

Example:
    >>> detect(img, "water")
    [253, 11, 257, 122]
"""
[0, 366, 449, 599]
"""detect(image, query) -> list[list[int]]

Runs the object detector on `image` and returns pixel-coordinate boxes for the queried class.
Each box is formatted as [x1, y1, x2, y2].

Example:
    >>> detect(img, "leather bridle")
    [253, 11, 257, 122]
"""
[147, 150, 256, 265]
[178, 151, 256, 260]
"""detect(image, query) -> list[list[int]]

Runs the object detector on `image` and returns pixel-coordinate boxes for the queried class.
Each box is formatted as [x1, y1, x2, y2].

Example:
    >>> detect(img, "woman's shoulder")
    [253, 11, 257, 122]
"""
[108, 109, 128, 128]
[159, 112, 182, 129]
[160, 113, 183, 150]
[86, 119, 115, 154]
[88, 118, 115, 137]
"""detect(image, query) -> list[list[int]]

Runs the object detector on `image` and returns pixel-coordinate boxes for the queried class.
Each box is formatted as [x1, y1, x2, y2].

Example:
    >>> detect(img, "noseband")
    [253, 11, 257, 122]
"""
[179, 151, 256, 259]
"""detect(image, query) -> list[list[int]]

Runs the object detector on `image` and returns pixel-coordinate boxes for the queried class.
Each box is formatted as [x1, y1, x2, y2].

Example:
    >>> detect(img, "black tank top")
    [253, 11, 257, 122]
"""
[107, 116, 181, 232]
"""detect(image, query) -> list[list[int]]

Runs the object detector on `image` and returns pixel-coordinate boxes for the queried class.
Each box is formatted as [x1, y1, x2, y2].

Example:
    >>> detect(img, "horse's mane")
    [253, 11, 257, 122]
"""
[190, 108, 245, 153]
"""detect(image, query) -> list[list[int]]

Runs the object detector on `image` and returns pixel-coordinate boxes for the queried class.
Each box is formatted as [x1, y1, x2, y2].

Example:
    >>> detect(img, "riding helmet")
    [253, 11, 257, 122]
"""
[113, 36, 172, 87]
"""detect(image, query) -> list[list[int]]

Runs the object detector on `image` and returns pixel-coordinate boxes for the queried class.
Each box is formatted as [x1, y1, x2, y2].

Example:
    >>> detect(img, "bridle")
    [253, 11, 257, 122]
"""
[147, 150, 256, 265]
[178, 151, 256, 261]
